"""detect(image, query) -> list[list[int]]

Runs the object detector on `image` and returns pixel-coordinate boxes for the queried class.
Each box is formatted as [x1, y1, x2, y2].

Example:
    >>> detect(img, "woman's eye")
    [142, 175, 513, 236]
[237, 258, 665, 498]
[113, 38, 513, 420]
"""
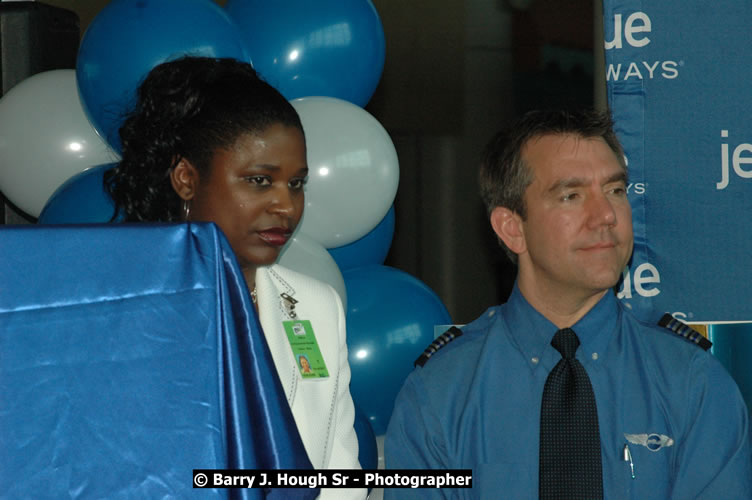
[289, 177, 308, 190]
[246, 176, 271, 186]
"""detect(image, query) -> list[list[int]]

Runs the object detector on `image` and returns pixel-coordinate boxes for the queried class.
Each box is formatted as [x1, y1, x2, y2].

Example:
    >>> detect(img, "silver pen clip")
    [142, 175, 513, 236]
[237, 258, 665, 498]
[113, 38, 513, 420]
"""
[622, 444, 635, 479]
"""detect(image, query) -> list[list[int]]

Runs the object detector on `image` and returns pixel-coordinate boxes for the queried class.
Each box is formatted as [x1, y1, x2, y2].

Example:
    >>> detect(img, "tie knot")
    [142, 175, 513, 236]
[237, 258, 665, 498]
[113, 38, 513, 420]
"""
[551, 328, 580, 359]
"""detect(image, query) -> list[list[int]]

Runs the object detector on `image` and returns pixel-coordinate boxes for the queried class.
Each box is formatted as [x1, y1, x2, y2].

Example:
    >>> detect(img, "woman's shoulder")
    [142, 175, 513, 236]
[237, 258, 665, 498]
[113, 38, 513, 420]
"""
[262, 263, 323, 286]
[260, 264, 338, 301]
[263, 265, 345, 344]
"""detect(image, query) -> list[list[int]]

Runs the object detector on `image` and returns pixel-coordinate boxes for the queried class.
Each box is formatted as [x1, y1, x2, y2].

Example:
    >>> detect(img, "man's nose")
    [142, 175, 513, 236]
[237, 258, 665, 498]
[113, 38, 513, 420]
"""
[586, 193, 617, 228]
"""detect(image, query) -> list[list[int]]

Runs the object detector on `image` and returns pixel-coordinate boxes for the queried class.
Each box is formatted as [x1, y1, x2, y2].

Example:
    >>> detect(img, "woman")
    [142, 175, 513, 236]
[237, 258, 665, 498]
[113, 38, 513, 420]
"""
[106, 57, 364, 498]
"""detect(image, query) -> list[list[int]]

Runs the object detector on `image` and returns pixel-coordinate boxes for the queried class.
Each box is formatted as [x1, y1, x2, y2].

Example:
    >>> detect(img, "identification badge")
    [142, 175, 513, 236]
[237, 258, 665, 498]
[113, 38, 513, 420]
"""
[283, 320, 329, 379]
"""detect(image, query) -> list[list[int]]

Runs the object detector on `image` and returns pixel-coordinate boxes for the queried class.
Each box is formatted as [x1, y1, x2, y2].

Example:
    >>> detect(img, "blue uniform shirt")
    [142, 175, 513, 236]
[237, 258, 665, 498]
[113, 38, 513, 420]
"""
[385, 285, 752, 499]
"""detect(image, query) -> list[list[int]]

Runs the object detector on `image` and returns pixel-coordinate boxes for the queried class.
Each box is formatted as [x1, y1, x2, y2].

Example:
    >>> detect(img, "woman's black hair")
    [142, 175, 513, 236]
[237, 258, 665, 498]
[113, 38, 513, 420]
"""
[105, 56, 303, 222]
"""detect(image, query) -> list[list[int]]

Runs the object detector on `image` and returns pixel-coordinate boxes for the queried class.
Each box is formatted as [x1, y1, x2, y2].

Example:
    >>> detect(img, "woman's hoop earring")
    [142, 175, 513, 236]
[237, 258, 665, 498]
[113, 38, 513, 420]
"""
[182, 200, 191, 221]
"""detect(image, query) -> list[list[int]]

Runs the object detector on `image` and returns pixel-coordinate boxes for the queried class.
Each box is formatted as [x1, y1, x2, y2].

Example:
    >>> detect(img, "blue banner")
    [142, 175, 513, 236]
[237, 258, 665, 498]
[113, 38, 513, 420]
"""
[603, 1, 752, 323]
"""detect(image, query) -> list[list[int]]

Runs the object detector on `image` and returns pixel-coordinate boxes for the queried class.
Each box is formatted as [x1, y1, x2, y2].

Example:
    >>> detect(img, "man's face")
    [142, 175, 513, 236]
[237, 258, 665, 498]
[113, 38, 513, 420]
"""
[517, 134, 633, 299]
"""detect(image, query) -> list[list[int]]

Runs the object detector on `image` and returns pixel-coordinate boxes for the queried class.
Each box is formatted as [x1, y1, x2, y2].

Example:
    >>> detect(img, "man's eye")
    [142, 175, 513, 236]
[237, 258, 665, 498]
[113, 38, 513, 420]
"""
[562, 192, 579, 201]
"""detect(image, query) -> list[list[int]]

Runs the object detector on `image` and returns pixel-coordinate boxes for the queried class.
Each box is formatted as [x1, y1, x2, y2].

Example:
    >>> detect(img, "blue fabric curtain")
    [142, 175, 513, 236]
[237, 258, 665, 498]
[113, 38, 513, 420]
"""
[0, 223, 317, 499]
[603, 1, 752, 322]
[603, 1, 752, 412]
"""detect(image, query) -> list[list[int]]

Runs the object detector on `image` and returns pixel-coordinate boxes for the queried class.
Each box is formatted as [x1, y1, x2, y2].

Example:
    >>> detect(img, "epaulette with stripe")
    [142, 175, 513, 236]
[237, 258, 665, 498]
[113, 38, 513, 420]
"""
[657, 314, 712, 351]
[414, 326, 463, 367]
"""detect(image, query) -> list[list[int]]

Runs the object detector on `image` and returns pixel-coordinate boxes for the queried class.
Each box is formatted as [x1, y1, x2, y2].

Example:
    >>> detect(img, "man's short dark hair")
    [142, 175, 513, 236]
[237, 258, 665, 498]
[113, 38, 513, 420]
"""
[478, 108, 627, 263]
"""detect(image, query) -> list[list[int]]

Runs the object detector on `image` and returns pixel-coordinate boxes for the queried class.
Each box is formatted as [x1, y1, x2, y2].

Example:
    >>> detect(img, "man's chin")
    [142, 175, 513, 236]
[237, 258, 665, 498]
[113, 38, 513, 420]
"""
[583, 268, 624, 293]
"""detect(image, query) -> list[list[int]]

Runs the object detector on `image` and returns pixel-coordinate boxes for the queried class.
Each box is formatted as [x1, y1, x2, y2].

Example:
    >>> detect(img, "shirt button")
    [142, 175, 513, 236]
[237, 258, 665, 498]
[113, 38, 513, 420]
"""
[592, 352, 599, 360]
[488, 310, 496, 317]
[531, 357, 539, 364]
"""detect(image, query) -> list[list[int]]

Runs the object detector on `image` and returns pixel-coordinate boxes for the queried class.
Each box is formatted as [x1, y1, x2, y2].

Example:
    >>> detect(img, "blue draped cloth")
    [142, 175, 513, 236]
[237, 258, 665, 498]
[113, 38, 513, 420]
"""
[0, 223, 317, 499]
[604, 0, 752, 322]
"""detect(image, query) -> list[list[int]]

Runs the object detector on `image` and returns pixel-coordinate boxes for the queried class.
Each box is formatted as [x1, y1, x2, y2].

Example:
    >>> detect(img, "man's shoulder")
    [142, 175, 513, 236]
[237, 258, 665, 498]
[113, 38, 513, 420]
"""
[617, 307, 728, 389]
[413, 305, 503, 373]
[621, 307, 712, 358]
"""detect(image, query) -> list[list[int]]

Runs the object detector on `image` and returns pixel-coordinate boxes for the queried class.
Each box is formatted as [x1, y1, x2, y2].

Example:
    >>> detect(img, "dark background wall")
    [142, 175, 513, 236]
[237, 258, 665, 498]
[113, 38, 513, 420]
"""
[2, 0, 600, 323]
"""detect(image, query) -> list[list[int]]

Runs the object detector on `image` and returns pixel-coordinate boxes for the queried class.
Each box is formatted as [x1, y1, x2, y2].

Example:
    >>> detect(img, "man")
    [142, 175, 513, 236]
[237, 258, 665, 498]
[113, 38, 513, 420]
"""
[384, 109, 752, 499]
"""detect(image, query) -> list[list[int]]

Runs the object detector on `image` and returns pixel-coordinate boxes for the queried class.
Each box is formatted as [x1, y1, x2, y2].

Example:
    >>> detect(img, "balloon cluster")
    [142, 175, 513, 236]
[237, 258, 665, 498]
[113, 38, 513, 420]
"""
[0, 0, 451, 441]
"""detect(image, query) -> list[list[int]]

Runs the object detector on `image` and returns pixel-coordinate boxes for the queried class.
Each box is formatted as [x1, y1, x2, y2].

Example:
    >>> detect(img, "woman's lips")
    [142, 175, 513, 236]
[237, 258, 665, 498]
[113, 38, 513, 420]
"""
[258, 228, 292, 246]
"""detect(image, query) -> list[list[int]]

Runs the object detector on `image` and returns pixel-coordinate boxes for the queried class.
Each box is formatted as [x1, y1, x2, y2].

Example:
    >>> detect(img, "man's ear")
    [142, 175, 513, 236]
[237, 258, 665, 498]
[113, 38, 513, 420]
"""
[169, 158, 199, 201]
[490, 206, 526, 255]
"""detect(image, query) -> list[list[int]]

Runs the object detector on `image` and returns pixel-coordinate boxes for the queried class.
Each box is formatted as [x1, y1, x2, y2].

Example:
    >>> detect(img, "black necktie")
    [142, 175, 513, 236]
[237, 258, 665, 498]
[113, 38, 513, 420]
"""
[539, 328, 603, 499]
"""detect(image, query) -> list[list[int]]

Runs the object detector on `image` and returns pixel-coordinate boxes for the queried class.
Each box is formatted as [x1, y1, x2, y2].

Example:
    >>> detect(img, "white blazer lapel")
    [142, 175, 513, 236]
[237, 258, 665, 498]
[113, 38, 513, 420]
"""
[255, 266, 298, 405]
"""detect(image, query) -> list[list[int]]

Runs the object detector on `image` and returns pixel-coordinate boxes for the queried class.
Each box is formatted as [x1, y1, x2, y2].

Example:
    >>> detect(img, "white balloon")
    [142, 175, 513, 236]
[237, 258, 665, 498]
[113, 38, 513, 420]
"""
[291, 97, 399, 248]
[0, 70, 119, 217]
[277, 232, 347, 309]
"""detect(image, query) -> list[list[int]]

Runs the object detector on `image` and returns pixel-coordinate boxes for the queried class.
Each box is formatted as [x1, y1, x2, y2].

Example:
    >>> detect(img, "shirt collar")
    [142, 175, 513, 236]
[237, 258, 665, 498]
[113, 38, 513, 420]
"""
[501, 282, 620, 369]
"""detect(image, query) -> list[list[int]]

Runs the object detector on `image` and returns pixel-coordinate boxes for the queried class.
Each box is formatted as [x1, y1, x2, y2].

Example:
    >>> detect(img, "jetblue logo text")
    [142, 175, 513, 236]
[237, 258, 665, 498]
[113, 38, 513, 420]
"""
[622, 155, 646, 196]
[617, 263, 661, 299]
[605, 11, 680, 81]
[627, 182, 646, 196]
[717, 130, 752, 190]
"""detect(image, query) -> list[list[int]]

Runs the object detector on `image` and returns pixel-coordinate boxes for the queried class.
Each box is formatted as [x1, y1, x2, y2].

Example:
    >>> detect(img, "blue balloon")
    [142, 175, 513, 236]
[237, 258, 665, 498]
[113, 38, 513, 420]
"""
[77, 0, 249, 152]
[225, 0, 385, 107]
[353, 404, 378, 471]
[38, 164, 120, 224]
[328, 205, 394, 270]
[344, 266, 452, 435]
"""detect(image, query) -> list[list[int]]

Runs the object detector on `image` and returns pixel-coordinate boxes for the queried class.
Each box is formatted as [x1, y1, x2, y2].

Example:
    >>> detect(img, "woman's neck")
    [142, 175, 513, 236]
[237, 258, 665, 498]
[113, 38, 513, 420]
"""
[243, 267, 258, 307]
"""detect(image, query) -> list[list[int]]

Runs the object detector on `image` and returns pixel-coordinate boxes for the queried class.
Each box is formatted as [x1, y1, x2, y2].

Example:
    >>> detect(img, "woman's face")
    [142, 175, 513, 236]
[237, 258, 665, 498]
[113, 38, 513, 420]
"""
[188, 123, 307, 272]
